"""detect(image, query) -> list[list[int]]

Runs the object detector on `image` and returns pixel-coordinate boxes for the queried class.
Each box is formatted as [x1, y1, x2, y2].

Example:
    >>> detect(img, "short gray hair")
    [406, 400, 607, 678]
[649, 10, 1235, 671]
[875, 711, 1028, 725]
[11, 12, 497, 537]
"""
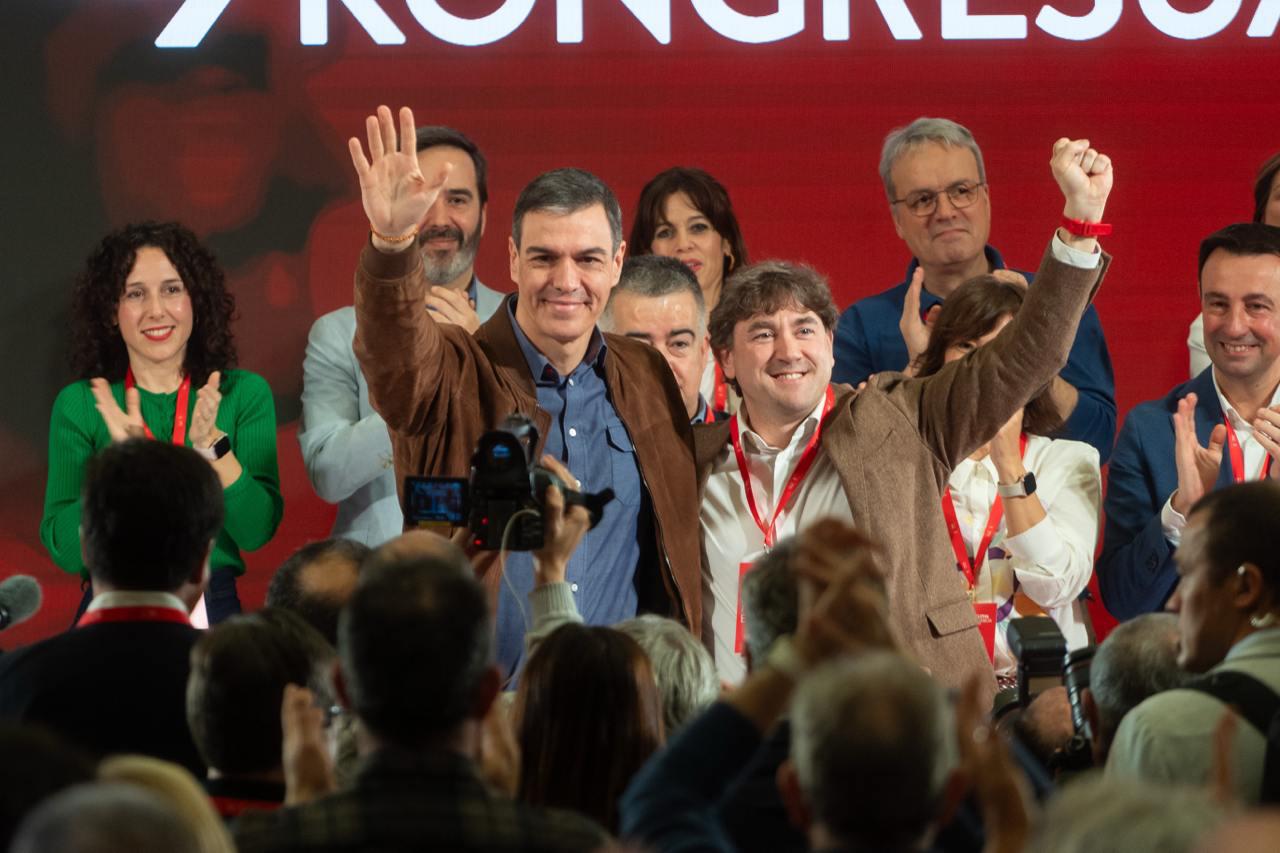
[792, 653, 957, 850]
[741, 540, 798, 663]
[511, 168, 623, 253]
[879, 117, 987, 202]
[1031, 774, 1223, 853]
[1091, 613, 1190, 744]
[615, 615, 718, 735]
[602, 255, 706, 333]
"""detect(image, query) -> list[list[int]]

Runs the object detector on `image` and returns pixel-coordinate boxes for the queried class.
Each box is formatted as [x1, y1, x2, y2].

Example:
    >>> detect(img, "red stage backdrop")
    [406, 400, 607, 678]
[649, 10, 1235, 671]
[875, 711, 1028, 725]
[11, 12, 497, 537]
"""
[2, 0, 1276, 646]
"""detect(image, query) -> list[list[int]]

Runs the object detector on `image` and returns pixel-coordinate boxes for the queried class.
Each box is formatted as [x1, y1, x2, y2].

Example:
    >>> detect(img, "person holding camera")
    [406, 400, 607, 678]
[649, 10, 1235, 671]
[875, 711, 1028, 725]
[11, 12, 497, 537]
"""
[347, 106, 701, 681]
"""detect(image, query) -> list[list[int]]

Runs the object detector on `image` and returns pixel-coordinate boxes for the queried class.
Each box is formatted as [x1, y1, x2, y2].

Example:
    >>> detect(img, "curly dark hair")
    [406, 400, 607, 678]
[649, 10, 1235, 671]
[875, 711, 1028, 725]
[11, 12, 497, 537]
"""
[69, 221, 237, 385]
[913, 275, 1062, 437]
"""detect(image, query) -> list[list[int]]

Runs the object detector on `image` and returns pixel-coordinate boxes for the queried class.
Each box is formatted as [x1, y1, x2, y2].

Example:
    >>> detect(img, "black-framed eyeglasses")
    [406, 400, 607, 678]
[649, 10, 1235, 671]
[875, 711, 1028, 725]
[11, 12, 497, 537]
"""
[891, 181, 987, 217]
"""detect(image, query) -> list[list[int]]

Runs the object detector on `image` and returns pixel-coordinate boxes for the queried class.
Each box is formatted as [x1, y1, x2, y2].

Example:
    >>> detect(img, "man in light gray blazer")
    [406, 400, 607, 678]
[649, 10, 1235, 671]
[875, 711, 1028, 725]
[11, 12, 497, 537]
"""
[300, 126, 503, 545]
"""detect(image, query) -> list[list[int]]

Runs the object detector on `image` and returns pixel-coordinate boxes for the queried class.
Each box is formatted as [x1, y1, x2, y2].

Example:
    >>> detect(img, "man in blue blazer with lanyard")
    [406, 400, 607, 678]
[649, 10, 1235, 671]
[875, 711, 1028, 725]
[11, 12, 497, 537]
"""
[1100, 223, 1280, 619]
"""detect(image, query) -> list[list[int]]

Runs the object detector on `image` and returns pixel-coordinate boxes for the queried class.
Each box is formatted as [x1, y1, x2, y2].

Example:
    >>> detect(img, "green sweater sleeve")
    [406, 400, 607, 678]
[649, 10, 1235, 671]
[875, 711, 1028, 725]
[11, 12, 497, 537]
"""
[40, 382, 107, 575]
[216, 370, 283, 555]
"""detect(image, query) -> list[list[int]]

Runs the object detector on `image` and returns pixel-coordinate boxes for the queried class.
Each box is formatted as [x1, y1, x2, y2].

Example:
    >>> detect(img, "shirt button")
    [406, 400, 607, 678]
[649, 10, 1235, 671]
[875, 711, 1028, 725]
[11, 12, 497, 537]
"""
[568, 427, 578, 437]
[568, 378, 575, 386]
[570, 583, 579, 593]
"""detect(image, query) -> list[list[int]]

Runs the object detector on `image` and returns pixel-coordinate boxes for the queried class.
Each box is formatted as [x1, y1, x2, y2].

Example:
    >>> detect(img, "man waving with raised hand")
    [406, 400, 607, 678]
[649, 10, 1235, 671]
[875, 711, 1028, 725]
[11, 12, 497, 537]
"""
[347, 106, 701, 681]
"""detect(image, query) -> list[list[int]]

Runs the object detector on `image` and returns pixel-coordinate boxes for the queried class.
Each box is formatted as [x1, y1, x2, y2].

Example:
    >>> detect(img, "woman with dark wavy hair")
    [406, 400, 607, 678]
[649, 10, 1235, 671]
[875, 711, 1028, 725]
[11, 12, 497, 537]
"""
[630, 167, 750, 416]
[41, 221, 281, 624]
[912, 275, 1100, 684]
[515, 623, 664, 833]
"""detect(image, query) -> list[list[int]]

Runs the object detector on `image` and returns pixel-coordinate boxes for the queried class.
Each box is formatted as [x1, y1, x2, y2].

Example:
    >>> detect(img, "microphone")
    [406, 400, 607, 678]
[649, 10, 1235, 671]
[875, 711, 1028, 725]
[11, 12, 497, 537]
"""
[0, 575, 42, 630]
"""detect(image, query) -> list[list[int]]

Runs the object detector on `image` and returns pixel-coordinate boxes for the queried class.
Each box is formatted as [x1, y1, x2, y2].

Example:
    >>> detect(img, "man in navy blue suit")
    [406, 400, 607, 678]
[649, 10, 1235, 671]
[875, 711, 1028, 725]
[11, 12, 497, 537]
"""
[831, 117, 1117, 462]
[1099, 223, 1280, 619]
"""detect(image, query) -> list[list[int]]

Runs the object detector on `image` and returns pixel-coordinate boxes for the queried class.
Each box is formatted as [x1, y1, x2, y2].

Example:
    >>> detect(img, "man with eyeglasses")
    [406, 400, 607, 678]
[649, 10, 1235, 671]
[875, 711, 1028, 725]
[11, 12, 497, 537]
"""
[832, 117, 1117, 462]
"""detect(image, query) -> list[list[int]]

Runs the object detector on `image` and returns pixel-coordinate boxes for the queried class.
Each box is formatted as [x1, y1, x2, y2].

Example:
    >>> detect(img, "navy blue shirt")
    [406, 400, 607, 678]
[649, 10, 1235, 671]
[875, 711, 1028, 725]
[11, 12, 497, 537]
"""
[494, 300, 647, 681]
[831, 244, 1117, 463]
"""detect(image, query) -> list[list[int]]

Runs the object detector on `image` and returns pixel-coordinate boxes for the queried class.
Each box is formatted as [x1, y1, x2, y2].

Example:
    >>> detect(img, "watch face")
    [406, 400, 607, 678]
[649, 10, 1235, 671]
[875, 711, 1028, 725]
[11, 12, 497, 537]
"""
[212, 434, 232, 459]
[1024, 471, 1037, 496]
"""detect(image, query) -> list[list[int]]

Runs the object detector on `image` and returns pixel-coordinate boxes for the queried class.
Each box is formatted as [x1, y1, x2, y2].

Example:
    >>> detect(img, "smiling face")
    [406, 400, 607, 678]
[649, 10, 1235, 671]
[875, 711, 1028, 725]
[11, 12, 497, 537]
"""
[1200, 249, 1280, 390]
[416, 145, 485, 287]
[889, 142, 991, 274]
[607, 289, 708, 418]
[649, 192, 732, 304]
[721, 304, 834, 439]
[115, 246, 193, 373]
[510, 204, 625, 350]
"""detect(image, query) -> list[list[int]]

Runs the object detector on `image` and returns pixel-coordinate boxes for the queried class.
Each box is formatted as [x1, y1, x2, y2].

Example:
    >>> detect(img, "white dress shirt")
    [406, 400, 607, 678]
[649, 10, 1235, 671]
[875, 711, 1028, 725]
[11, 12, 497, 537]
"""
[947, 434, 1100, 673]
[701, 394, 853, 684]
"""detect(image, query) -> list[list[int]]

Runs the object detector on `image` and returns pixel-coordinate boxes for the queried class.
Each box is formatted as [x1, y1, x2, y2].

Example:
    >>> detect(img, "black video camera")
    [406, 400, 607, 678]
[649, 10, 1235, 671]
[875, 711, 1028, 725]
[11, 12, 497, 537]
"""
[403, 414, 613, 551]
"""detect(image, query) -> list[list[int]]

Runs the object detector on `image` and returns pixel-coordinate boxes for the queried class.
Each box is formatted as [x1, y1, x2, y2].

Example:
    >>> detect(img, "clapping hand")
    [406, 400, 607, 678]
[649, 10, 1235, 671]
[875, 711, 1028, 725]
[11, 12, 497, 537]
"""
[89, 378, 147, 442]
[281, 684, 337, 806]
[188, 371, 223, 450]
[900, 267, 939, 375]
[348, 106, 452, 251]
[1171, 393, 1226, 515]
[1254, 406, 1280, 479]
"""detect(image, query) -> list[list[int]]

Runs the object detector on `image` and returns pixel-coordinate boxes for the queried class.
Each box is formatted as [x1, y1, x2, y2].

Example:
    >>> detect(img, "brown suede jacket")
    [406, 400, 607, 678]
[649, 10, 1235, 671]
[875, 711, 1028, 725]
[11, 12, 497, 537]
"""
[352, 242, 702, 634]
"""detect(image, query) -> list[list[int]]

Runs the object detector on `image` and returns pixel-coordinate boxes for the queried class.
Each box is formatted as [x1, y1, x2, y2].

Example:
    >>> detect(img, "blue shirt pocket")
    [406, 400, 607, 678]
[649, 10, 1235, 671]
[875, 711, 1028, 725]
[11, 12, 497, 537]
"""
[605, 418, 642, 509]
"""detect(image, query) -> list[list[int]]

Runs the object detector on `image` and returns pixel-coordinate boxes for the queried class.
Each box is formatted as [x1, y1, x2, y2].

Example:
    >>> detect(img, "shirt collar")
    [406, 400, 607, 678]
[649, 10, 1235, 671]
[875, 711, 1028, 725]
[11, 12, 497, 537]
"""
[904, 244, 1006, 304]
[737, 389, 830, 455]
[87, 590, 188, 614]
[506, 297, 607, 386]
[1210, 368, 1280, 431]
[691, 394, 711, 425]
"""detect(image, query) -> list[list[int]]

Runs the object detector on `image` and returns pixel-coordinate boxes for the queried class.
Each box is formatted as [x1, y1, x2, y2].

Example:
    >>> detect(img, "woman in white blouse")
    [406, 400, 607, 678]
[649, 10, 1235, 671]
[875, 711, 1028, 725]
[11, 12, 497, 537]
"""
[911, 275, 1101, 679]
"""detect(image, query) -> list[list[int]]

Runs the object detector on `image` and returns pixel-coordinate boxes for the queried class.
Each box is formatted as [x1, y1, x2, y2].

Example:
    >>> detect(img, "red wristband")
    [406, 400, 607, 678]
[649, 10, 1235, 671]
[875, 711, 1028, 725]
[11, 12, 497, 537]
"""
[1060, 215, 1112, 238]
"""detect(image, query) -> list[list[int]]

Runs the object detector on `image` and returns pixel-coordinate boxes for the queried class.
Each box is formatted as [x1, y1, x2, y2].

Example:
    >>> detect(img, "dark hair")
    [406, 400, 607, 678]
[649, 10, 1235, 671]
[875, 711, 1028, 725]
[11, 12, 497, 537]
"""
[629, 167, 749, 278]
[186, 608, 333, 775]
[69, 221, 237, 386]
[512, 168, 622, 252]
[515, 624, 664, 832]
[0, 725, 95, 851]
[81, 439, 223, 591]
[913, 275, 1062, 436]
[338, 549, 489, 746]
[416, 125, 488, 206]
[267, 538, 370, 645]
[604, 255, 706, 329]
[1189, 480, 1280, 588]
[1197, 222, 1280, 282]
[1253, 152, 1280, 224]
[708, 261, 839, 395]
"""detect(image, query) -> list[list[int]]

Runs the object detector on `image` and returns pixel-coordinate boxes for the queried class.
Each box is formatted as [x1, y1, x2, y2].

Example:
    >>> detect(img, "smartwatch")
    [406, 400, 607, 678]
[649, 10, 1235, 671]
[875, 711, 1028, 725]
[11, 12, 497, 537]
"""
[196, 433, 232, 462]
[997, 471, 1037, 499]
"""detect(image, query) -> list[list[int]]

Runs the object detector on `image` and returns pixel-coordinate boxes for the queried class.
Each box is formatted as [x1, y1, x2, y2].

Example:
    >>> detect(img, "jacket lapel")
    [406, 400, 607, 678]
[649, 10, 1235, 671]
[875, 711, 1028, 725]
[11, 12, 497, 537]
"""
[1189, 368, 1234, 489]
[475, 295, 551, 452]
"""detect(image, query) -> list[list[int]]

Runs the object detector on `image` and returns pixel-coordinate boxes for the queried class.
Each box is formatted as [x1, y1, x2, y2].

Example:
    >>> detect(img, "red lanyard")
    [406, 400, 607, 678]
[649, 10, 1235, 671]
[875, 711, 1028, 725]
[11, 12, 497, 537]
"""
[77, 605, 191, 628]
[1224, 413, 1274, 483]
[210, 796, 282, 818]
[730, 386, 835, 549]
[124, 368, 191, 446]
[713, 363, 729, 413]
[941, 433, 1028, 590]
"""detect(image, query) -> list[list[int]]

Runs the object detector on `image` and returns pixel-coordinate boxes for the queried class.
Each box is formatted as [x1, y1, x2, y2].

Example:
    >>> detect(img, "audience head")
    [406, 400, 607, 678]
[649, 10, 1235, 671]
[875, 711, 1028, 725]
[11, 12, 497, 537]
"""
[1196, 223, 1280, 391]
[414, 125, 488, 286]
[70, 220, 236, 386]
[741, 538, 799, 671]
[879, 117, 990, 275]
[629, 167, 748, 307]
[81, 439, 222, 605]
[1012, 686, 1076, 772]
[1173, 481, 1280, 672]
[515, 623, 664, 832]
[616, 614, 718, 735]
[508, 168, 625, 350]
[98, 756, 234, 853]
[914, 274, 1063, 435]
[267, 538, 368, 645]
[10, 782, 201, 853]
[1085, 612, 1189, 764]
[1031, 774, 1223, 853]
[337, 542, 496, 750]
[708, 261, 839, 437]
[1252, 151, 1280, 226]
[602, 255, 709, 418]
[781, 652, 960, 851]
[0, 724, 95, 851]
[186, 608, 334, 779]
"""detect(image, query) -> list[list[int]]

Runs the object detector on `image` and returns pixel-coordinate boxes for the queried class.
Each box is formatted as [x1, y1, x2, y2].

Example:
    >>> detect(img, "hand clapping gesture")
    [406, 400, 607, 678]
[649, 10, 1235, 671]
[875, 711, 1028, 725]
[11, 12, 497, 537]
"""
[89, 378, 147, 442]
[1171, 392, 1227, 515]
[1254, 405, 1280, 480]
[899, 267, 939, 374]
[348, 106, 452, 251]
[188, 371, 223, 451]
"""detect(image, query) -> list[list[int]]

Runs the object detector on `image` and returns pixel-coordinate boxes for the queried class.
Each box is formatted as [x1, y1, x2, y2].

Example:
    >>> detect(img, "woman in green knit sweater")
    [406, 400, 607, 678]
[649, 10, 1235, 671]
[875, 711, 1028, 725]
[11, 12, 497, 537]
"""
[41, 221, 282, 624]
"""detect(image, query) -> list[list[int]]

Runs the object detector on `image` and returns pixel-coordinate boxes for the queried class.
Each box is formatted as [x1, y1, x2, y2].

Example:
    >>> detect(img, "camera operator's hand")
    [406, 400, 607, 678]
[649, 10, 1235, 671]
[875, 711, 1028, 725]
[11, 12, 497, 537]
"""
[532, 456, 591, 586]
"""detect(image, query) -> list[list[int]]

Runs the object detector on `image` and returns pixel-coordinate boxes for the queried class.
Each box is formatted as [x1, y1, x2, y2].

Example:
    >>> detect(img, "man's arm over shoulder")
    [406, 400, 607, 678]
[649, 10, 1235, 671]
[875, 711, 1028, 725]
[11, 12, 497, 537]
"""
[1097, 405, 1180, 619]
[299, 308, 394, 502]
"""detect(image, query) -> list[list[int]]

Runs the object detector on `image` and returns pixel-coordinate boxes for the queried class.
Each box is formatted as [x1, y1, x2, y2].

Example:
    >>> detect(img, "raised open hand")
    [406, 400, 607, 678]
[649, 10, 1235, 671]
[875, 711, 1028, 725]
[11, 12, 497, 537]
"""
[1254, 406, 1280, 479]
[188, 370, 223, 449]
[1171, 393, 1226, 515]
[1050, 138, 1113, 224]
[348, 106, 452, 249]
[900, 267, 939, 373]
[281, 684, 336, 806]
[89, 378, 146, 442]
